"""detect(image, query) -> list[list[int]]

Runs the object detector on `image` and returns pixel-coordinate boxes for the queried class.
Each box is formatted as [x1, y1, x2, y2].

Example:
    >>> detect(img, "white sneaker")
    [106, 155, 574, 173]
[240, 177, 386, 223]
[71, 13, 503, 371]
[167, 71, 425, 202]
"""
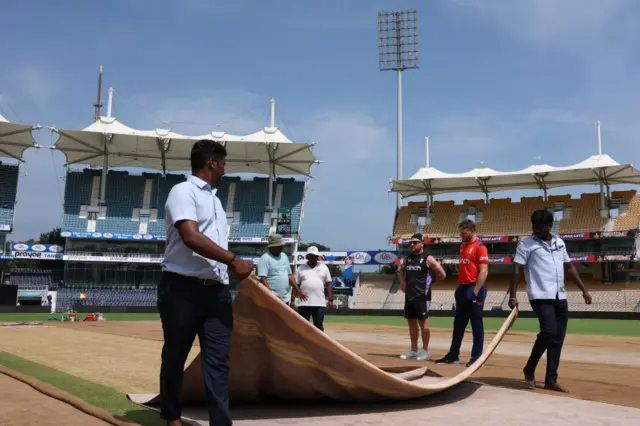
[400, 350, 418, 360]
[416, 350, 430, 361]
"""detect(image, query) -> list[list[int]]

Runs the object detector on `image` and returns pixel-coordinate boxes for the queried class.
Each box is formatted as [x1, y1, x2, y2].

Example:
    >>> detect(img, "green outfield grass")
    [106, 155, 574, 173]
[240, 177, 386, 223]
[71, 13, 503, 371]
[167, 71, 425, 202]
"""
[0, 351, 163, 425]
[1, 312, 639, 337]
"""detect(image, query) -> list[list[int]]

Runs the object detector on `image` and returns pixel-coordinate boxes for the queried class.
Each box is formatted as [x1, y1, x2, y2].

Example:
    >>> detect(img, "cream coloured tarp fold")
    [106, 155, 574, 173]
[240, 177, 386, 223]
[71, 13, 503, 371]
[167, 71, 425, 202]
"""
[127, 277, 517, 424]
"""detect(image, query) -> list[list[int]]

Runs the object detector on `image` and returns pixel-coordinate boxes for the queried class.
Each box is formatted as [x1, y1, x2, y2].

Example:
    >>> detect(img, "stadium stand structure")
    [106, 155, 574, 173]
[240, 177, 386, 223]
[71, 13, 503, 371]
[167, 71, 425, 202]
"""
[28, 95, 318, 312]
[369, 153, 640, 314]
[61, 169, 306, 240]
[393, 190, 640, 239]
[0, 162, 19, 231]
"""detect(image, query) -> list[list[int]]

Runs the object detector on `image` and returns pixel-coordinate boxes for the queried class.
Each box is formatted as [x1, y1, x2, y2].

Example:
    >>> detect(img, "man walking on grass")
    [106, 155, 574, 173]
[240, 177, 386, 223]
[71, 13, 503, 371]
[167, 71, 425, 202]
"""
[509, 209, 592, 393]
[257, 233, 305, 307]
[399, 233, 446, 361]
[436, 219, 489, 367]
[159, 139, 254, 426]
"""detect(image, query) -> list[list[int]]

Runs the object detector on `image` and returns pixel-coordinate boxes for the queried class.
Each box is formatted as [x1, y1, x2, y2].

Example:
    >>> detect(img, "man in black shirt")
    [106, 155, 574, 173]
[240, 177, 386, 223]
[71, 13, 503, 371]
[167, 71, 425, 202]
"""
[399, 233, 446, 361]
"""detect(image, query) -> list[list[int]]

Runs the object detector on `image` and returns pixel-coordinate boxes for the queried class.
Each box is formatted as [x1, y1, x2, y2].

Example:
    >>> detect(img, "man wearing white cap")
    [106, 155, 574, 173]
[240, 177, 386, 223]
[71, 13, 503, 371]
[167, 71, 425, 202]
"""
[257, 234, 304, 307]
[294, 246, 334, 331]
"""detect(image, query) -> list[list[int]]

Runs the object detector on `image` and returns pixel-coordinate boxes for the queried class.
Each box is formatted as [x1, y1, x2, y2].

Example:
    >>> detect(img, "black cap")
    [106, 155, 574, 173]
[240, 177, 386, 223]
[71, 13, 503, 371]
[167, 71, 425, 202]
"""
[411, 233, 423, 241]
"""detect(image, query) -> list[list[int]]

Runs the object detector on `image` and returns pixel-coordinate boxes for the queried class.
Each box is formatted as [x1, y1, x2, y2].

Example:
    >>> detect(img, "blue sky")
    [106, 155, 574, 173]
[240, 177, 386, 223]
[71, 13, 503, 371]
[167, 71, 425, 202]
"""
[1, 0, 639, 250]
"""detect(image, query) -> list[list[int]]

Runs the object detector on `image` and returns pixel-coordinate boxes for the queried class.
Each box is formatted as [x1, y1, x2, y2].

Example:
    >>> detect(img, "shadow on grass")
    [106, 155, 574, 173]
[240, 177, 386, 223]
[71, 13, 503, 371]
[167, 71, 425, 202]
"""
[122, 383, 480, 424]
[117, 409, 165, 426]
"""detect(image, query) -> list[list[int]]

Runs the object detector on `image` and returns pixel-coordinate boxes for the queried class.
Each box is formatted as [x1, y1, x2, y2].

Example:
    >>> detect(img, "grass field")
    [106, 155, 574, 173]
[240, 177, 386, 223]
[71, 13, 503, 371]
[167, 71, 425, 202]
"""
[2, 312, 639, 337]
[0, 351, 165, 425]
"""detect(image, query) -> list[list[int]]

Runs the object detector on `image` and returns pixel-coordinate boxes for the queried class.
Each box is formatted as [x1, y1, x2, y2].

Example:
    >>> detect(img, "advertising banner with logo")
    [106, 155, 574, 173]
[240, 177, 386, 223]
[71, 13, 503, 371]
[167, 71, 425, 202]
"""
[343, 251, 399, 280]
[0, 224, 10, 232]
[0, 254, 12, 260]
[294, 252, 348, 265]
[11, 243, 64, 260]
[392, 230, 636, 246]
[60, 231, 166, 241]
[60, 231, 297, 244]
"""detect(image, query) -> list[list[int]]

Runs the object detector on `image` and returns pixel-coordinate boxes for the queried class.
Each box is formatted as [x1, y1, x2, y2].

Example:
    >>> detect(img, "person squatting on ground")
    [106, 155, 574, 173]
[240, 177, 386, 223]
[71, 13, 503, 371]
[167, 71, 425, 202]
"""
[436, 219, 489, 367]
[399, 233, 446, 361]
[158, 140, 254, 426]
[293, 246, 334, 331]
[509, 209, 592, 393]
[257, 233, 306, 308]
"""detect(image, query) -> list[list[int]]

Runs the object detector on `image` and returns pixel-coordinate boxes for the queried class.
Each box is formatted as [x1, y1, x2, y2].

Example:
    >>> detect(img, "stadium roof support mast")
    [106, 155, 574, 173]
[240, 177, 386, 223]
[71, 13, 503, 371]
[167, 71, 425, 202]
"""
[596, 120, 607, 217]
[94, 65, 109, 206]
[268, 98, 276, 213]
[378, 9, 419, 211]
[425, 136, 432, 215]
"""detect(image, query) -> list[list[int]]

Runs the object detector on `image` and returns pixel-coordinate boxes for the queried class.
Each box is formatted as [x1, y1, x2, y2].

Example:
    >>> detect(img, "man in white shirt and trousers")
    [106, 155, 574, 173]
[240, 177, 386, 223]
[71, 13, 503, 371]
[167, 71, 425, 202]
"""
[159, 139, 254, 426]
[509, 209, 592, 393]
[293, 246, 334, 331]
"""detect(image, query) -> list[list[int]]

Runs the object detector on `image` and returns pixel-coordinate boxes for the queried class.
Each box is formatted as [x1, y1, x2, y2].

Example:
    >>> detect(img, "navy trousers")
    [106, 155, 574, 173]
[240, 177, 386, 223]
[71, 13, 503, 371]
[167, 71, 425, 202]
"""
[525, 297, 568, 385]
[449, 283, 487, 360]
[158, 272, 234, 426]
[297, 306, 326, 331]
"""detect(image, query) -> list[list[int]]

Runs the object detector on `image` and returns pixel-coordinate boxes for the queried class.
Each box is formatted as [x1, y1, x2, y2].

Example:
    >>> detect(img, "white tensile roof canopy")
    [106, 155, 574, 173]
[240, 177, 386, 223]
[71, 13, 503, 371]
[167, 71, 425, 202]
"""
[391, 154, 640, 198]
[0, 114, 40, 161]
[49, 116, 320, 176]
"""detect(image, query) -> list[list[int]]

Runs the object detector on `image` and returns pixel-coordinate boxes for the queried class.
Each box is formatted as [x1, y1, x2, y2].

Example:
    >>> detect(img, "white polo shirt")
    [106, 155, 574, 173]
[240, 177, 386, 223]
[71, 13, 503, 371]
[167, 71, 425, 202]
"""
[162, 175, 229, 284]
[295, 263, 332, 307]
[513, 234, 570, 301]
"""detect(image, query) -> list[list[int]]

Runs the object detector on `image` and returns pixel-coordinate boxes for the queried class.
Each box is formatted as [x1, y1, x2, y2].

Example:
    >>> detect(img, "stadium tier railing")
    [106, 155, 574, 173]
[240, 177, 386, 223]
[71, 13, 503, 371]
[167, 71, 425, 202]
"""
[393, 191, 640, 239]
[61, 170, 305, 239]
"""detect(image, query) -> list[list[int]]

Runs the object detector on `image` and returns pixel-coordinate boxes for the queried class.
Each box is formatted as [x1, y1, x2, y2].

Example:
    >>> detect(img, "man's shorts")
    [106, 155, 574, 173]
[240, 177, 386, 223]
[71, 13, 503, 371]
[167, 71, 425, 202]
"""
[404, 298, 431, 320]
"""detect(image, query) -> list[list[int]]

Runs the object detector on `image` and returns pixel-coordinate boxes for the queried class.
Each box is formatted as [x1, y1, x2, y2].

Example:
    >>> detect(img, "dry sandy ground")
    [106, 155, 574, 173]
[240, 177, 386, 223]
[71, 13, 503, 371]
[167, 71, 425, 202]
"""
[0, 372, 115, 426]
[0, 319, 639, 412]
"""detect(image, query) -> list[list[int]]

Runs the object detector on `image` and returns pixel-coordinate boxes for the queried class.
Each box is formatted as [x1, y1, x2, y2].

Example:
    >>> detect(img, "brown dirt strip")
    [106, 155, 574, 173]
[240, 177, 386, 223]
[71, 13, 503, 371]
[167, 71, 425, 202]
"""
[3, 320, 638, 411]
[63, 320, 640, 410]
[0, 365, 137, 426]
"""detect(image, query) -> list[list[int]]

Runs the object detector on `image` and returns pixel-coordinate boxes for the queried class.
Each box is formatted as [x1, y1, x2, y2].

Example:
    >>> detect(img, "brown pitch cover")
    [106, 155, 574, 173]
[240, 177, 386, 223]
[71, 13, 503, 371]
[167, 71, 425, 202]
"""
[127, 277, 517, 416]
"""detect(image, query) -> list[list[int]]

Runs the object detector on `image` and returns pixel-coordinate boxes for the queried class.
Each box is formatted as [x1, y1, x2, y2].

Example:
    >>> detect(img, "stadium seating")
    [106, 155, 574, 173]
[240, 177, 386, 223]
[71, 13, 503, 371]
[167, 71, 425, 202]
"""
[62, 169, 306, 238]
[393, 192, 640, 238]
[0, 163, 19, 229]
[352, 275, 395, 309]
[55, 287, 156, 312]
[9, 268, 63, 291]
[358, 274, 640, 313]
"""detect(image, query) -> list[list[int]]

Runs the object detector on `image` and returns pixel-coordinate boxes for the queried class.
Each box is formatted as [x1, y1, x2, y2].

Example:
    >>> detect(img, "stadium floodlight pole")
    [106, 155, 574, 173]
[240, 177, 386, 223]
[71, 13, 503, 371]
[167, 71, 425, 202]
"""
[378, 9, 419, 210]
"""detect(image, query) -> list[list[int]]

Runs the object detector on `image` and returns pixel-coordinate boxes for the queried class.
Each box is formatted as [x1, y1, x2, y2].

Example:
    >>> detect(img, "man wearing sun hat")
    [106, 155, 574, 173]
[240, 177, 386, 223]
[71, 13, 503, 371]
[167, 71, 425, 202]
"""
[257, 234, 304, 307]
[294, 245, 334, 331]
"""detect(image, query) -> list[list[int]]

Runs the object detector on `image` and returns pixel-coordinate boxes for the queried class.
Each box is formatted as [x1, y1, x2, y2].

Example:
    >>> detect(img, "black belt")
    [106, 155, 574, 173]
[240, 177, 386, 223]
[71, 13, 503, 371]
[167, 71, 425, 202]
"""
[164, 270, 224, 286]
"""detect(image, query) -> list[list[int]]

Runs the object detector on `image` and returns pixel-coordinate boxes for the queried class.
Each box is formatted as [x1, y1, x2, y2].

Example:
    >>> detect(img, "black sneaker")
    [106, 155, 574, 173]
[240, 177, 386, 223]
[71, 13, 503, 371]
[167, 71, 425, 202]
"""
[466, 358, 478, 367]
[434, 354, 460, 364]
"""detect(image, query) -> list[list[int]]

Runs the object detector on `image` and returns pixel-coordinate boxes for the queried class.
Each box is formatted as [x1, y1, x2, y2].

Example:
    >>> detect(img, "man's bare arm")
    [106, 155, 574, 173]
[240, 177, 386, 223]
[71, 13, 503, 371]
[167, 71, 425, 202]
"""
[399, 262, 406, 292]
[565, 262, 592, 304]
[427, 256, 446, 281]
[474, 263, 489, 294]
[176, 220, 236, 264]
[508, 264, 524, 309]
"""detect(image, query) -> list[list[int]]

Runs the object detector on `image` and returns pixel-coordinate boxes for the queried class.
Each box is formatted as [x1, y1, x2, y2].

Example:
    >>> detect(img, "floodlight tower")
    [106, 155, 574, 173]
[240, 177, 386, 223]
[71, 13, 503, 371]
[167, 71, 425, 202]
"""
[378, 9, 419, 210]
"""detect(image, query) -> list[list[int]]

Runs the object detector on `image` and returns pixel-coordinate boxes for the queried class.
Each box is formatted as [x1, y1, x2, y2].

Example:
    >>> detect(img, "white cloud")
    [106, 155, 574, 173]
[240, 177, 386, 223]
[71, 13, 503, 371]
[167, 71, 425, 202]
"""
[446, 0, 637, 52]
[111, 89, 270, 135]
[11, 66, 57, 109]
[290, 109, 396, 249]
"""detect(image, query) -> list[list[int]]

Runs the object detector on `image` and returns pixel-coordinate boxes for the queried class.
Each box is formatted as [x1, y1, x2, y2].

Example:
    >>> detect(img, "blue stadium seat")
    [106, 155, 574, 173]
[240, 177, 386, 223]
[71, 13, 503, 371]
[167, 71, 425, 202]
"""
[0, 163, 19, 229]
[62, 171, 306, 238]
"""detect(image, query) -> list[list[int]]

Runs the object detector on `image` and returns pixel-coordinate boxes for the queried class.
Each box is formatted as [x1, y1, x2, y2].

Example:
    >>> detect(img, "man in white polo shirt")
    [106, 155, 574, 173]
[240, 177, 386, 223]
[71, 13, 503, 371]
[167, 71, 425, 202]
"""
[509, 209, 592, 393]
[293, 246, 334, 331]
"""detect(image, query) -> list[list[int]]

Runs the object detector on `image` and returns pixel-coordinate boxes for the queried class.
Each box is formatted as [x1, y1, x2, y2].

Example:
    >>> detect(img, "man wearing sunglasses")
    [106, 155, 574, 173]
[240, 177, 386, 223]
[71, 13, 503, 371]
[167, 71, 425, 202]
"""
[399, 233, 446, 361]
